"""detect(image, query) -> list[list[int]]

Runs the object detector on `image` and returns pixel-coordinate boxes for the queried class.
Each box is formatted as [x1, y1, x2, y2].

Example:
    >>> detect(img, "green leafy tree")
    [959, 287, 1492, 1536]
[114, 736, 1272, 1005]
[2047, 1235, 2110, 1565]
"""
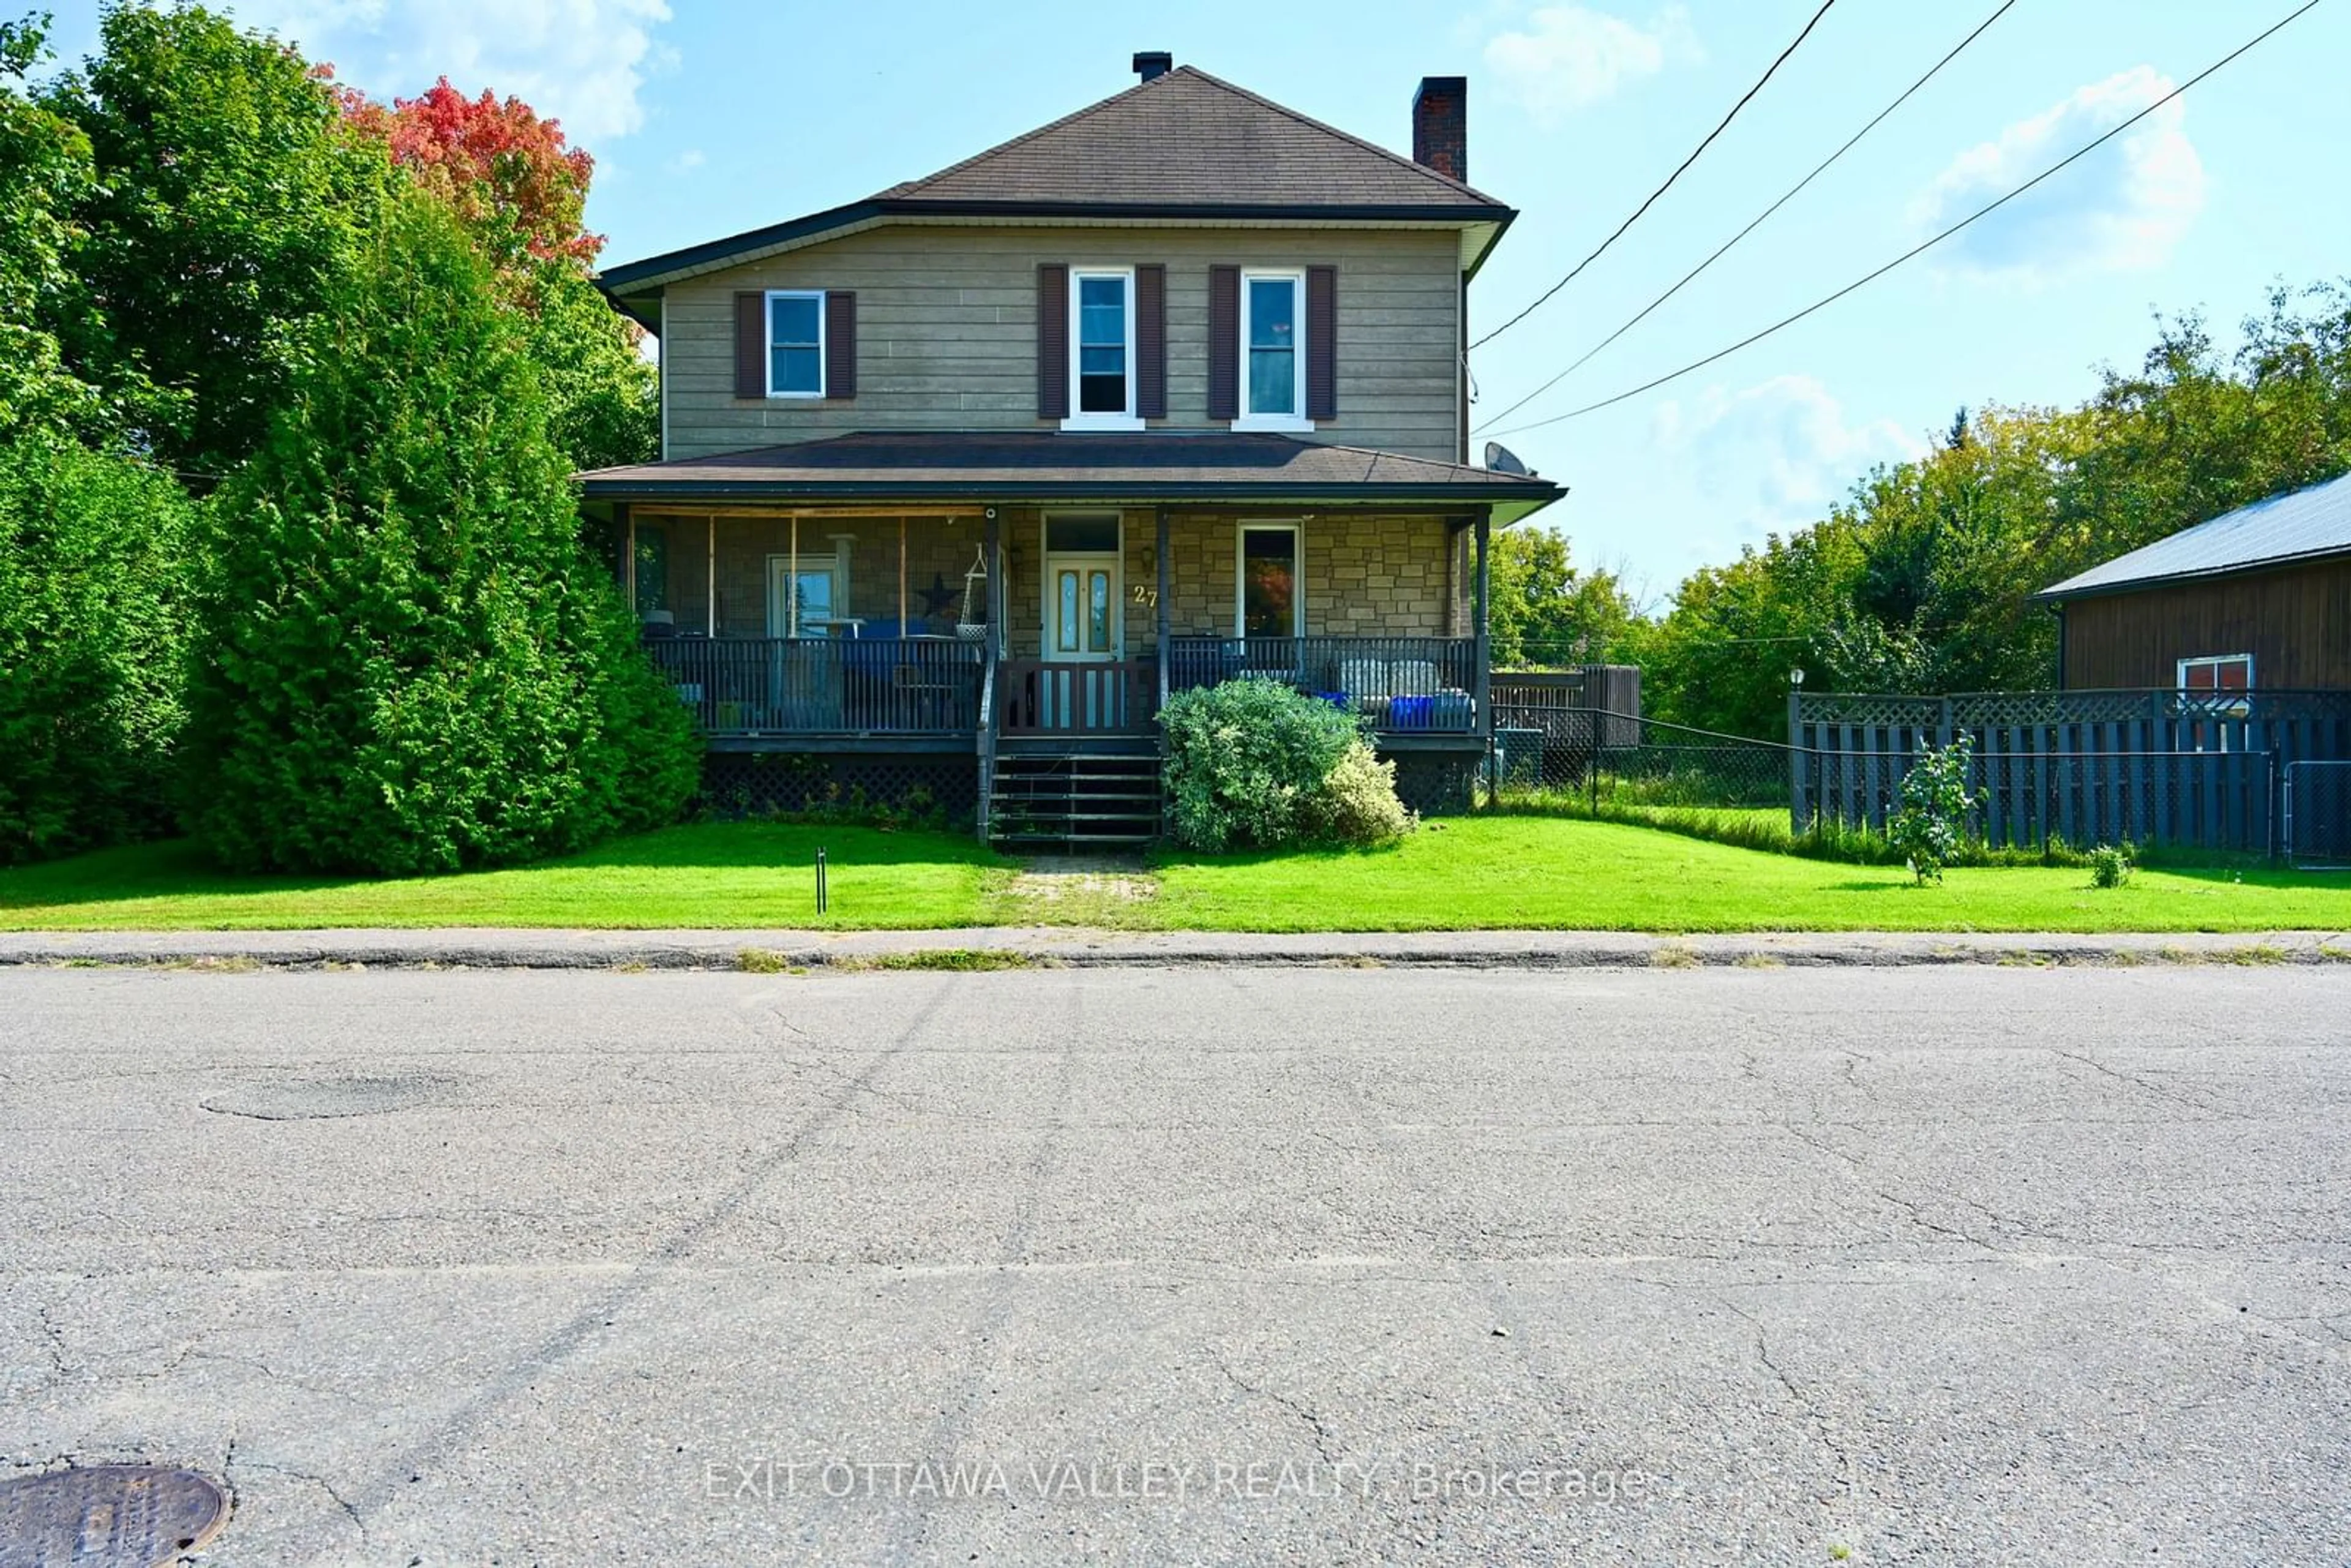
[47, 2, 393, 475]
[0, 433, 192, 861]
[1887, 735, 1977, 884]
[337, 73, 656, 468]
[0, 15, 101, 440]
[180, 189, 696, 874]
[1487, 526, 1643, 669]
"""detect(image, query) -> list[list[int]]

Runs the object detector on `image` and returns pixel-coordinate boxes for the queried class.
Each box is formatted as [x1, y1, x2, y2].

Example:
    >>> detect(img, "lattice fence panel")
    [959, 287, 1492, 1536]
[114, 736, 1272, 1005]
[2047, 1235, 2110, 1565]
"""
[699, 751, 980, 825]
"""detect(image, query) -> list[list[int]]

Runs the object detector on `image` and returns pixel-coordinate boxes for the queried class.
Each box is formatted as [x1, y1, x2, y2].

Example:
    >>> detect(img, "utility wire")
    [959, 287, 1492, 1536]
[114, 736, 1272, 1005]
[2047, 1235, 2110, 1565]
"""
[1471, 0, 1839, 353]
[1475, 0, 2018, 437]
[1481, 0, 2327, 440]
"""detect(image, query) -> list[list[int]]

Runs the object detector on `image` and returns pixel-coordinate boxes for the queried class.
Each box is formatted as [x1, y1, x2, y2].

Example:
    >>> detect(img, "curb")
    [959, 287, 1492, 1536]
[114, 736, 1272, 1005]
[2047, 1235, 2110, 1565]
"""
[2, 929, 2347, 973]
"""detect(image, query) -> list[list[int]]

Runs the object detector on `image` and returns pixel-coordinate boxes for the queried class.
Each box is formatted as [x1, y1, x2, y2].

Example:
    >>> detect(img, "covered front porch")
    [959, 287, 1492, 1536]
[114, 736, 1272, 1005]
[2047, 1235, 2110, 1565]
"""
[617, 504, 1490, 745]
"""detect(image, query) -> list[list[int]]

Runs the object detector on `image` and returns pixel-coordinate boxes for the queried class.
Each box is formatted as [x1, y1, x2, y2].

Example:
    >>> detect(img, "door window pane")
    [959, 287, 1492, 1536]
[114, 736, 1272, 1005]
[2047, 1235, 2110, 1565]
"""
[1057, 571, 1079, 651]
[1076, 275, 1128, 414]
[769, 294, 823, 396]
[1089, 570, 1111, 652]
[1242, 528, 1298, 636]
[1247, 277, 1297, 416]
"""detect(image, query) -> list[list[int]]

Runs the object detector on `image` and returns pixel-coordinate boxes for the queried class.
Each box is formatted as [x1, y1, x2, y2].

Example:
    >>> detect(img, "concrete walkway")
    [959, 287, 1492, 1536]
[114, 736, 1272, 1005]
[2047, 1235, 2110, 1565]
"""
[3, 925, 2348, 970]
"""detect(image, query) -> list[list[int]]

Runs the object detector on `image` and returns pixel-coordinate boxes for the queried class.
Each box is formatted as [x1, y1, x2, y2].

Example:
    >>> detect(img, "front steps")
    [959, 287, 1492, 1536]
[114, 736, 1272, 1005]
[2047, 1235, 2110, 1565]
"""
[988, 745, 1161, 849]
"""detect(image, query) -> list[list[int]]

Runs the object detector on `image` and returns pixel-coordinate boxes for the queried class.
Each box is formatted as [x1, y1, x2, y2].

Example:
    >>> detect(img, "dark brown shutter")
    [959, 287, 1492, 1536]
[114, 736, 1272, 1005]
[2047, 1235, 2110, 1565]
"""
[823, 290, 856, 400]
[1135, 264, 1166, 420]
[1037, 263, 1070, 421]
[1307, 265, 1338, 421]
[734, 291, 766, 399]
[1207, 264, 1240, 422]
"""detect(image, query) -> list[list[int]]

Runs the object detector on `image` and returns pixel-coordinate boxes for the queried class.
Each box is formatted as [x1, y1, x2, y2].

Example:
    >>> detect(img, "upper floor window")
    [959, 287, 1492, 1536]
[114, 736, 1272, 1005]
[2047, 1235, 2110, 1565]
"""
[768, 290, 825, 398]
[1237, 269, 1310, 431]
[1066, 268, 1138, 429]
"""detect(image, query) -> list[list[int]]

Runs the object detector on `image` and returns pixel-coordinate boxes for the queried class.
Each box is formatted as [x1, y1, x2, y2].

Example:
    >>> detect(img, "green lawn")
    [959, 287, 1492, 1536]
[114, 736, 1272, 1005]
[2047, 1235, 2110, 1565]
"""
[0, 823, 1008, 931]
[1146, 816, 2351, 934]
[7, 815, 2351, 934]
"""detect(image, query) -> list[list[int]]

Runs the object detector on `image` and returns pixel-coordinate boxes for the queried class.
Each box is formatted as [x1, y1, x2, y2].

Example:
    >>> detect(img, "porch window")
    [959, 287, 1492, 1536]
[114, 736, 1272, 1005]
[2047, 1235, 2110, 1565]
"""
[1238, 523, 1302, 637]
[1067, 269, 1137, 426]
[766, 556, 849, 637]
[767, 291, 825, 397]
[1238, 271, 1307, 427]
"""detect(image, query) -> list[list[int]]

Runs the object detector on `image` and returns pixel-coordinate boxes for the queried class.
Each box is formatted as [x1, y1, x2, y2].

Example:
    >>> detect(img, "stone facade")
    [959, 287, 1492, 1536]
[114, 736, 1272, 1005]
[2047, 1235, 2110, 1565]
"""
[633, 508, 1475, 655]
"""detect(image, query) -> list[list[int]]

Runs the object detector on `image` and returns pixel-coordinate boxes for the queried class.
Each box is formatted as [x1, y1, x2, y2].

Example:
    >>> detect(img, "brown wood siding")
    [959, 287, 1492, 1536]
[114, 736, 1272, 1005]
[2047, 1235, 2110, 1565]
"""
[2060, 559, 2351, 689]
[662, 226, 1463, 460]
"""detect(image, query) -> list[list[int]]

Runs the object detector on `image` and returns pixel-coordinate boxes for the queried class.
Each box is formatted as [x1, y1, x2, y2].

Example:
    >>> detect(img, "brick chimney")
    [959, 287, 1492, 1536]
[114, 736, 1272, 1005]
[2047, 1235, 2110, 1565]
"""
[1412, 76, 1468, 185]
[1133, 51, 1173, 83]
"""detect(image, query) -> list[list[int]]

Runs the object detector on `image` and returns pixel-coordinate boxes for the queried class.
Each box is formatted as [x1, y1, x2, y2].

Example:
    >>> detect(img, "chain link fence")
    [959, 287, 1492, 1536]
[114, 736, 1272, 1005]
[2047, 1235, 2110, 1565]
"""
[2284, 760, 2351, 869]
[1491, 707, 1796, 810]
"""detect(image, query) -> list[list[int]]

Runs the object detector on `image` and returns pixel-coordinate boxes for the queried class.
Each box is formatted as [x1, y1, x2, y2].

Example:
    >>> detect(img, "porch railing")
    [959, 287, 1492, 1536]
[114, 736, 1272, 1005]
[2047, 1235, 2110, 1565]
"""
[999, 658, 1160, 736]
[645, 636, 984, 735]
[1165, 636, 1481, 734]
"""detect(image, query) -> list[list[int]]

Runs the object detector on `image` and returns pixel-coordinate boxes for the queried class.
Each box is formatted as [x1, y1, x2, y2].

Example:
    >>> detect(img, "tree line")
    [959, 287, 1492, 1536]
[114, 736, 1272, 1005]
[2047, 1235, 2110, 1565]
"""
[0, 3, 695, 871]
[1490, 284, 2351, 740]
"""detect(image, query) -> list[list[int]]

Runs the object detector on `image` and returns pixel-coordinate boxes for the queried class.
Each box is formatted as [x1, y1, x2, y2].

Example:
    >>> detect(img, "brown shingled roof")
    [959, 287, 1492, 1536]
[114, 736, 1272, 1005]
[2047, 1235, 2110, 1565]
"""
[876, 66, 1507, 212]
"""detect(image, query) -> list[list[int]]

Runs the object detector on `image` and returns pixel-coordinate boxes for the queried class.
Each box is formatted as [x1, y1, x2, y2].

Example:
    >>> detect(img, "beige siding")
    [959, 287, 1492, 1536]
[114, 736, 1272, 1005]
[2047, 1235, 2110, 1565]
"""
[660, 225, 1463, 462]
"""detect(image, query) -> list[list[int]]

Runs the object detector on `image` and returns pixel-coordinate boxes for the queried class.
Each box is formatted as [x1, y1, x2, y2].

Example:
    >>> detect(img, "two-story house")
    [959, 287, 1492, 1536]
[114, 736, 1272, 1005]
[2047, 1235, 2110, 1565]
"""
[584, 54, 1562, 844]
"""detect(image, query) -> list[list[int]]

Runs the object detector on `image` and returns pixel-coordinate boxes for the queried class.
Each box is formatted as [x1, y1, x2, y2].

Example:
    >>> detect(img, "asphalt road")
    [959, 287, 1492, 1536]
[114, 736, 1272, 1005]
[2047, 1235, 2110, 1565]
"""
[3, 964, 2347, 1566]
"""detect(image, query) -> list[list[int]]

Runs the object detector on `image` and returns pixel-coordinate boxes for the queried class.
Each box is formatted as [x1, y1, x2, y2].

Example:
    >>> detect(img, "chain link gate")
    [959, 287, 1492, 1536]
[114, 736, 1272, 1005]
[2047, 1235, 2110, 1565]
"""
[2284, 760, 2351, 869]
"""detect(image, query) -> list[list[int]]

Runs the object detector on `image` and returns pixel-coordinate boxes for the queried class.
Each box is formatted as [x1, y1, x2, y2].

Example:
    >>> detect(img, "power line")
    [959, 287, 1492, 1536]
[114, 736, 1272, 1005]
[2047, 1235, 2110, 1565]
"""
[1475, 0, 2018, 437]
[1471, 0, 1839, 353]
[1481, 0, 2327, 440]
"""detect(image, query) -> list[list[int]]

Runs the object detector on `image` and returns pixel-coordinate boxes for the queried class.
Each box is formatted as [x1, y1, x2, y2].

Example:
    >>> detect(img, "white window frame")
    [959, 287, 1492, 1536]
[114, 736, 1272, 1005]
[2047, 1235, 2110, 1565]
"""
[765, 288, 826, 400]
[1233, 268, 1313, 433]
[2177, 653, 2254, 691]
[1234, 519, 1305, 637]
[763, 542, 854, 637]
[1062, 266, 1142, 431]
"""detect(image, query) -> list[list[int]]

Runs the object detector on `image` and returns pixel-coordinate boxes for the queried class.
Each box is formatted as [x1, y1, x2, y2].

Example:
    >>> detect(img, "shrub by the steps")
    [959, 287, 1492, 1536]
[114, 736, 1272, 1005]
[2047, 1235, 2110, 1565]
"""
[1161, 677, 1412, 852]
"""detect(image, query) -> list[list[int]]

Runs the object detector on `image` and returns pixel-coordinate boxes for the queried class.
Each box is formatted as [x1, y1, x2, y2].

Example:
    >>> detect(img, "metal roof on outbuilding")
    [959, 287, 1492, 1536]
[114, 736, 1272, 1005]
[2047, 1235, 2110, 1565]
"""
[2034, 470, 2351, 601]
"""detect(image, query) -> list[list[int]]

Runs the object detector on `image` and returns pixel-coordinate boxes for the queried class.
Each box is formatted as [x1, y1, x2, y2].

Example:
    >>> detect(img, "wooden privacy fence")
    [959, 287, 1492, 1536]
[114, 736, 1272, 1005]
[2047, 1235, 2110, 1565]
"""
[1491, 666, 1644, 771]
[1790, 688, 2351, 853]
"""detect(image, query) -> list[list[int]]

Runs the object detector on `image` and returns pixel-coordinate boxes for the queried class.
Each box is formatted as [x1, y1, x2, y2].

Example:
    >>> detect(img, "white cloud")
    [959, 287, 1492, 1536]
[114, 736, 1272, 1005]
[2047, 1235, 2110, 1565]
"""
[1482, 4, 1697, 125]
[1654, 375, 1925, 531]
[667, 148, 705, 173]
[228, 0, 674, 143]
[1911, 66, 2205, 283]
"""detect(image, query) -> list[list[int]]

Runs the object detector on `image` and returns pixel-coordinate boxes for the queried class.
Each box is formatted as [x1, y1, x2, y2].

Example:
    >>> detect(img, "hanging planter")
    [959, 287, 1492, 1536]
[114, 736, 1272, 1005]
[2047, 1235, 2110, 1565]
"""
[956, 543, 989, 642]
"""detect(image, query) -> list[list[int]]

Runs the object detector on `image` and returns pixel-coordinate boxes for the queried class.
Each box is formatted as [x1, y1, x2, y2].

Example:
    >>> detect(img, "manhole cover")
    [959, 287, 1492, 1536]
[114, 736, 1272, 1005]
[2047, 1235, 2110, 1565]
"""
[0, 1466, 228, 1567]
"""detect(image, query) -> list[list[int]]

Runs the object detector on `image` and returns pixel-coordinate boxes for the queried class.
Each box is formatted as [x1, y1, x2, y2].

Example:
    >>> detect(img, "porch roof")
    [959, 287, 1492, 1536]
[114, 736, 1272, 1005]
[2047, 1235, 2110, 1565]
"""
[579, 430, 1562, 523]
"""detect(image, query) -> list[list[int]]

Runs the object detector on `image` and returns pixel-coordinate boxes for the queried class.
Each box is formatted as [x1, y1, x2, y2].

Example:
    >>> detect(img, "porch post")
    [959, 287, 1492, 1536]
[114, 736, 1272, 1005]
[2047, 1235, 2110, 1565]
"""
[898, 516, 908, 633]
[787, 515, 800, 637]
[1473, 509, 1494, 797]
[705, 514, 716, 636]
[620, 503, 636, 617]
[1155, 506, 1171, 713]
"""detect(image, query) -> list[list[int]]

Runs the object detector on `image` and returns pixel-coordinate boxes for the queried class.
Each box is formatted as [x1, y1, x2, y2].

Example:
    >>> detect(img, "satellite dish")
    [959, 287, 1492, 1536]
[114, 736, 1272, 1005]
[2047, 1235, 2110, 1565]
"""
[1483, 441, 1534, 478]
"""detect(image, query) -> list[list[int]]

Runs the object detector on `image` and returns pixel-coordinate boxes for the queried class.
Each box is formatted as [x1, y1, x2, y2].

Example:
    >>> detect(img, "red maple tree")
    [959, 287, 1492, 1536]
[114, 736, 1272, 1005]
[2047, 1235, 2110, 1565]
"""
[336, 75, 602, 267]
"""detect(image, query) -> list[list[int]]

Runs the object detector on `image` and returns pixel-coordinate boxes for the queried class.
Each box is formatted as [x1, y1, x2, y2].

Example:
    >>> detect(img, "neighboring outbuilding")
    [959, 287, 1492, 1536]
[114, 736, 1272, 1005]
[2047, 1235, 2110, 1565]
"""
[2034, 470, 2351, 691]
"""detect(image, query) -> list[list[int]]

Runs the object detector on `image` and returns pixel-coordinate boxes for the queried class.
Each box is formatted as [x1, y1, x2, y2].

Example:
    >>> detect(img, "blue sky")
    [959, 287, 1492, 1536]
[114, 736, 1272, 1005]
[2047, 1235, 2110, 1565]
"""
[53, 1, 2351, 604]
